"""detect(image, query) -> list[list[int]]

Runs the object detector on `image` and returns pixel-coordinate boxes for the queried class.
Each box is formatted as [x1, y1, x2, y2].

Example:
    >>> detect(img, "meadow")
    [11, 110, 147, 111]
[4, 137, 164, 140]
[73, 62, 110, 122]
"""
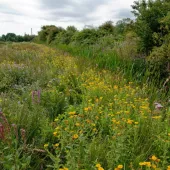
[0, 42, 169, 170]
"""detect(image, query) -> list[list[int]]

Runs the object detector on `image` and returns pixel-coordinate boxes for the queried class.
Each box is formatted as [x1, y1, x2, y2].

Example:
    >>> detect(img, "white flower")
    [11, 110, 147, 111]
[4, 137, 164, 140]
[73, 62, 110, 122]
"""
[154, 102, 163, 109]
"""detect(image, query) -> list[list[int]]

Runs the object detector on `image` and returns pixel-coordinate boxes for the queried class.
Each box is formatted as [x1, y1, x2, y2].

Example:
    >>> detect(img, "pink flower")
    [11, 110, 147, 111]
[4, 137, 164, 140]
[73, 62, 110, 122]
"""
[154, 102, 163, 110]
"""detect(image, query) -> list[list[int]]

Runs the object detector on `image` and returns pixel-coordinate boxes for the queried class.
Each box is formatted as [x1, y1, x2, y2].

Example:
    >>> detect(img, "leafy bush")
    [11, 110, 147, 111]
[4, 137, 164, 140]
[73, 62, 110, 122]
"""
[147, 44, 170, 82]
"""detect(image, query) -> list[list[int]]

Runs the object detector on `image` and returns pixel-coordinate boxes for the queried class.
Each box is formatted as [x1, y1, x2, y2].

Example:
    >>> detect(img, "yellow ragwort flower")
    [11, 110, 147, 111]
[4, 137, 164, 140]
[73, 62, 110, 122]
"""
[98, 167, 104, 170]
[54, 143, 59, 147]
[151, 155, 158, 161]
[68, 111, 76, 115]
[96, 164, 101, 168]
[117, 165, 123, 169]
[44, 144, 49, 148]
[53, 132, 57, 136]
[72, 134, 79, 139]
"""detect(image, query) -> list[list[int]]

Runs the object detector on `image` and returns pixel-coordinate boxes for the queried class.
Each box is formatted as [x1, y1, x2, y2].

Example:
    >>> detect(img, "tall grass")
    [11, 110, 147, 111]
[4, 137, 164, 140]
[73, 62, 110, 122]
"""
[52, 43, 169, 104]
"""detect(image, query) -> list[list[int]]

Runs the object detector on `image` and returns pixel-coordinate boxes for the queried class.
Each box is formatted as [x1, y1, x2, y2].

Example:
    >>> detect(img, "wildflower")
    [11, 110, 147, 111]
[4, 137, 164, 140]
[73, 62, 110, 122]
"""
[44, 144, 49, 148]
[127, 119, 133, 124]
[75, 123, 80, 127]
[154, 102, 163, 110]
[59, 167, 69, 170]
[117, 165, 123, 169]
[84, 107, 89, 111]
[53, 132, 57, 136]
[152, 164, 157, 169]
[114, 85, 118, 89]
[96, 164, 101, 168]
[139, 162, 151, 167]
[96, 98, 99, 102]
[95, 163, 104, 170]
[151, 155, 158, 161]
[139, 162, 145, 166]
[68, 111, 76, 115]
[72, 134, 79, 139]
[152, 116, 161, 119]
[145, 162, 151, 167]
[54, 143, 59, 147]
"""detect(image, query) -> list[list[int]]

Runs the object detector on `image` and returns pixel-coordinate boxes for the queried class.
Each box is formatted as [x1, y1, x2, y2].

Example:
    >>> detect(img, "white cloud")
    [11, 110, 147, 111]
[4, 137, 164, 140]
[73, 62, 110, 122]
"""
[0, 0, 135, 35]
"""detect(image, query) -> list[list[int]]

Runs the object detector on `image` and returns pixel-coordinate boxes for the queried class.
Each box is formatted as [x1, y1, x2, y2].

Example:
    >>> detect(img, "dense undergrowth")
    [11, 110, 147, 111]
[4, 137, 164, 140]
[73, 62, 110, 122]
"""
[0, 42, 170, 170]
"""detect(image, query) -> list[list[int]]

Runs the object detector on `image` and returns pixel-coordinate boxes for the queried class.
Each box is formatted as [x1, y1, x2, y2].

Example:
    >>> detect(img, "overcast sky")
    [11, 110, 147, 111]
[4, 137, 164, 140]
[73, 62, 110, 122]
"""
[0, 0, 135, 35]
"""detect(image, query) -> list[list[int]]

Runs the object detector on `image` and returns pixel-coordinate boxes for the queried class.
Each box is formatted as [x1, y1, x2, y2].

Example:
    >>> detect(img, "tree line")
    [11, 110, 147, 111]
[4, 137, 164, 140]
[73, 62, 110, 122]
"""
[0, 33, 35, 42]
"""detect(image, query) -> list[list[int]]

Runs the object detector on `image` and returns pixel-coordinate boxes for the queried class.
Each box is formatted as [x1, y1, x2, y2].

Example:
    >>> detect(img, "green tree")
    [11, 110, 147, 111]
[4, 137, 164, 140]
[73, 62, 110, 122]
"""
[98, 21, 115, 35]
[132, 0, 170, 54]
[115, 18, 134, 35]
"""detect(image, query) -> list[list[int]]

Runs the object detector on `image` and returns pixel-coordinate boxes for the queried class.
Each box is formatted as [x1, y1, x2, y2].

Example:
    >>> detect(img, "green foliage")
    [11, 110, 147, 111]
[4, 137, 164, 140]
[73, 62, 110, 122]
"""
[0, 33, 35, 42]
[115, 18, 135, 35]
[147, 44, 170, 82]
[38, 25, 64, 44]
[132, 0, 170, 53]
[98, 21, 115, 35]
[72, 28, 99, 46]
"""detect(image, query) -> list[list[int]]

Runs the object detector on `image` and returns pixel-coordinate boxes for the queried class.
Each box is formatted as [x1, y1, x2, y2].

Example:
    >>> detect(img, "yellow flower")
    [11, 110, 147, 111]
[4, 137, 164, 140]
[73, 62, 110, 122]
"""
[117, 165, 123, 169]
[98, 167, 104, 170]
[84, 107, 89, 111]
[72, 134, 79, 139]
[152, 116, 161, 119]
[145, 162, 151, 167]
[139, 162, 146, 166]
[75, 123, 80, 127]
[151, 155, 158, 161]
[96, 164, 101, 168]
[44, 144, 48, 148]
[54, 143, 59, 147]
[127, 119, 133, 124]
[114, 85, 118, 89]
[59, 167, 68, 170]
[53, 132, 57, 136]
[68, 111, 76, 115]
[152, 164, 157, 169]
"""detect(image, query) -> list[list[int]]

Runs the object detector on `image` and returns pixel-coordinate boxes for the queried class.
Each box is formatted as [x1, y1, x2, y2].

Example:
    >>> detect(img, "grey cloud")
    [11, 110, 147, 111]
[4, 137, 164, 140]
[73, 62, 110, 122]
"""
[39, 0, 111, 22]
[40, 0, 107, 10]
